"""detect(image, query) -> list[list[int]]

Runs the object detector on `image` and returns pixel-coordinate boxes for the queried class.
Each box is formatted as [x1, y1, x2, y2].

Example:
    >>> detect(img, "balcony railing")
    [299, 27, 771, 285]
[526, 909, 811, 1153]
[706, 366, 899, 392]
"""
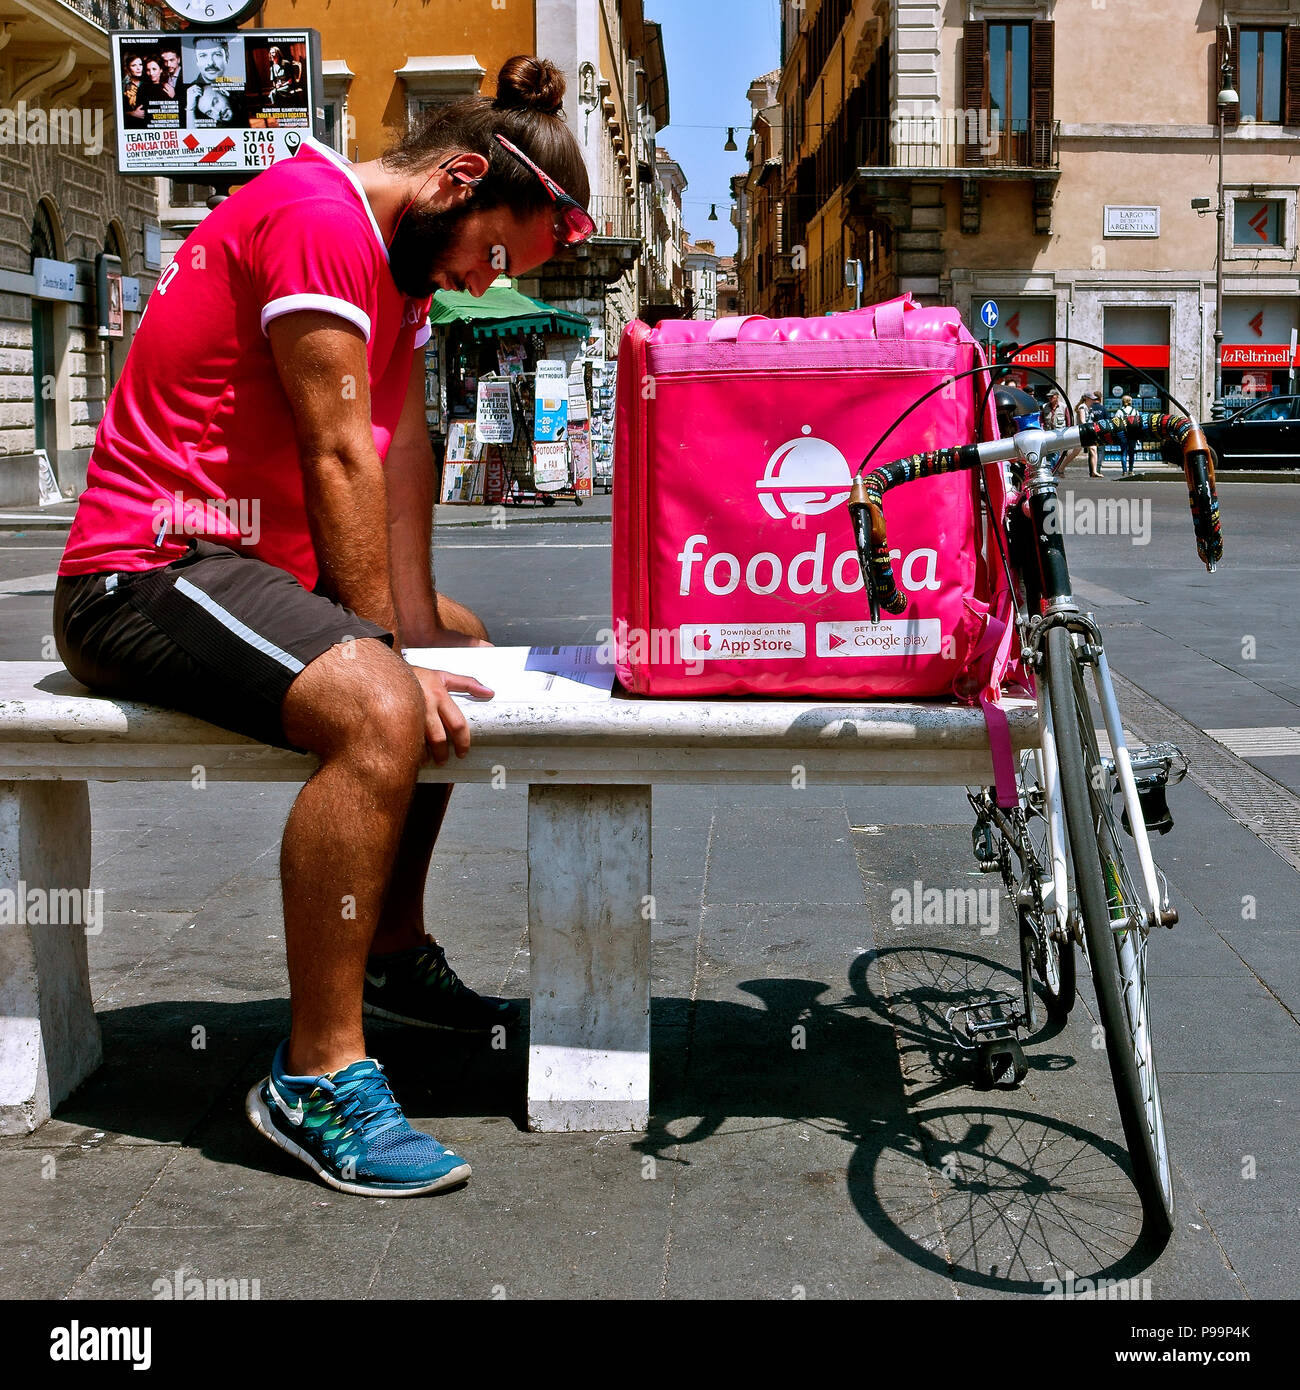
[58, 0, 165, 31]
[587, 195, 637, 241]
[853, 114, 1059, 172]
[772, 251, 798, 286]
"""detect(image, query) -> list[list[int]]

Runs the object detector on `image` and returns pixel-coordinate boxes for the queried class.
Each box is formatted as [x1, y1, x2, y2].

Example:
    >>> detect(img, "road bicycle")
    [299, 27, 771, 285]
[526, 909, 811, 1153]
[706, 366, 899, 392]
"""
[844, 359, 1223, 1243]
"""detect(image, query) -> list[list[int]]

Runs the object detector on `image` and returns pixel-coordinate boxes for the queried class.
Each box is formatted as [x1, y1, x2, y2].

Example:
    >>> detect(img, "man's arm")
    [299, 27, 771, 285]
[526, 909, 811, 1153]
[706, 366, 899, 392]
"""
[268, 311, 398, 636]
[269, 312, 491, 758]
[387, 355, 489, 647]
[385, 356, 441, 646]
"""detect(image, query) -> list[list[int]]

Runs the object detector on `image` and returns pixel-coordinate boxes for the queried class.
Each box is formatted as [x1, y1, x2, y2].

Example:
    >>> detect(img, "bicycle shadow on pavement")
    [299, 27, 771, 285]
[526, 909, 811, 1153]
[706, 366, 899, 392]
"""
[637, 951, 1161, 1293]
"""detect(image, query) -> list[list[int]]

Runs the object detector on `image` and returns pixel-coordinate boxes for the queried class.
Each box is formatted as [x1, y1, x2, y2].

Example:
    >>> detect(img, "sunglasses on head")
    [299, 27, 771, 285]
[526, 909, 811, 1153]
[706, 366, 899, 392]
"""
[493, 134, 595, 247]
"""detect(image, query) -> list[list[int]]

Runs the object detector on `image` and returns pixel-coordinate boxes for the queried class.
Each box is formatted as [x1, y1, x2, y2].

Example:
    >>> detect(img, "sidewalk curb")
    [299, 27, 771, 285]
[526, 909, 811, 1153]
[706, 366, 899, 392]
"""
[1120, 469, 1300, 483]
[435, 511, 612, 527]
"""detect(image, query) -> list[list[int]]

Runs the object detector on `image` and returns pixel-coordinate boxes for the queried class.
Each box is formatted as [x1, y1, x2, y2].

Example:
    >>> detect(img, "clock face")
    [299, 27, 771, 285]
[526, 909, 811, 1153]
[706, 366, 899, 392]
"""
[164, 0, 265, 26]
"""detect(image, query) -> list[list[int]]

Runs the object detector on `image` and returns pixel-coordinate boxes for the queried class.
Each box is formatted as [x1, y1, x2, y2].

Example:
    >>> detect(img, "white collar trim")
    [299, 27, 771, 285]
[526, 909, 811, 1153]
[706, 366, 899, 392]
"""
[295, 135, 390, 263]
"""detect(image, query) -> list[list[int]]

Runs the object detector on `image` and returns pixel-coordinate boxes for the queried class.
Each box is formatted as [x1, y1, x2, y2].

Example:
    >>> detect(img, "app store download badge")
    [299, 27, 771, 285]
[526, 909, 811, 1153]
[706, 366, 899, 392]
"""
[679, 623, 806, 661]
[816, 618, 941, 658]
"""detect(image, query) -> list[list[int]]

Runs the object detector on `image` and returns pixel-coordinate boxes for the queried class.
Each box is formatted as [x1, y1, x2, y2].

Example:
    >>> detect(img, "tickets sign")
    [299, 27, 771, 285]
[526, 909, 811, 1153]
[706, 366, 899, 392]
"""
[533, 360, 569, 441]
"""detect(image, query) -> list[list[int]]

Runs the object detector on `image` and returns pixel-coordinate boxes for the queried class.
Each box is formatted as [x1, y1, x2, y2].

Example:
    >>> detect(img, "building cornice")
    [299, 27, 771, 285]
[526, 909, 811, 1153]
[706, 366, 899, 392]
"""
[1060, 123, 1300, 143]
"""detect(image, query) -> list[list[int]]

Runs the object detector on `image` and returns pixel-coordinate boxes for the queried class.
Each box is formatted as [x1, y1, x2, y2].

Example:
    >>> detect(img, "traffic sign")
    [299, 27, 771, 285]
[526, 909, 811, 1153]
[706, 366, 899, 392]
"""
[979, 299, 999, 329]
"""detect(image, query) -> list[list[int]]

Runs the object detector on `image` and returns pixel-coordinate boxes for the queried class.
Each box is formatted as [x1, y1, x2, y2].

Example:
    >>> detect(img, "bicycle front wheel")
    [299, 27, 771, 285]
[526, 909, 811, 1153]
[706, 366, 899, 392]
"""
[1044, 624, 1175, 1241]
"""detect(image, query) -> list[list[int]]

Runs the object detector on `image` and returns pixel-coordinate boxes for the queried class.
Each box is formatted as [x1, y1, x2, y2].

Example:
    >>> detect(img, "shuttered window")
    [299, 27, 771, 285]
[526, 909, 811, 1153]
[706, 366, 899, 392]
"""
[1289, 27, 1300, 125]
[962, 18, 1053, 168]
[1216, 24, 1240, 123]
[989, 22, 1031, 134]
[1029, 20, 1054, 167]
[962, 21, 988, 166]
[1238, 27, 1285, 123]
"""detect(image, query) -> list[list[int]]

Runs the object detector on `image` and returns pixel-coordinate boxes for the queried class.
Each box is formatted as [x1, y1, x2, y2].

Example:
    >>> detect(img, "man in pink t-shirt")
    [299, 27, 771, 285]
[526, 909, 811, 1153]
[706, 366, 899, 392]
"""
[54, 56, 594, 1198]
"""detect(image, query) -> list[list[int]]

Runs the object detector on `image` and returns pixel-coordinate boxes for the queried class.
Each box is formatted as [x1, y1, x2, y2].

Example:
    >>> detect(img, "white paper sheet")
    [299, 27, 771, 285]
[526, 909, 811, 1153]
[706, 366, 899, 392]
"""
[402, 645, 615, 702]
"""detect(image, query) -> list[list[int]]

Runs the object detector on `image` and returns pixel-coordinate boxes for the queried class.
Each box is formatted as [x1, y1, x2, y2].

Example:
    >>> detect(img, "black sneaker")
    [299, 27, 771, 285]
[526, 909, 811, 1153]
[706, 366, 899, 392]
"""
[363, 937, 520, 1033]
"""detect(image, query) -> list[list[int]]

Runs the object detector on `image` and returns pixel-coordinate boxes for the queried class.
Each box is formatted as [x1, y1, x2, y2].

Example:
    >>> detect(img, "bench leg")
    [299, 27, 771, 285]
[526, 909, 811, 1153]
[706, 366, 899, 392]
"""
[526, 784, 650, 1132]
[0, 781, 101, 1134]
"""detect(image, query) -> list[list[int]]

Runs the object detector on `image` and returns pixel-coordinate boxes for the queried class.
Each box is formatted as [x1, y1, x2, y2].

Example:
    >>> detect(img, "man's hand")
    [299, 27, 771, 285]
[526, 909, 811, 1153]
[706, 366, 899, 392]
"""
[411, 666, 494, 764]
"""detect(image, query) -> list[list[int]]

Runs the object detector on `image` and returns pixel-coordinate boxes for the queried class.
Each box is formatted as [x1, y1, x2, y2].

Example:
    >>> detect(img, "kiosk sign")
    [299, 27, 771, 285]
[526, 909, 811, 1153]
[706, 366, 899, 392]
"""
[111, 29, 321, 177]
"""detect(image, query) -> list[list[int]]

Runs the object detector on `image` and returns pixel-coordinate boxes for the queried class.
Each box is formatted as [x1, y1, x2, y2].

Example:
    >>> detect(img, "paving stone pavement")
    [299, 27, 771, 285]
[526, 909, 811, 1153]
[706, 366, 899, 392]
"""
[1, 769, 1286, 1301]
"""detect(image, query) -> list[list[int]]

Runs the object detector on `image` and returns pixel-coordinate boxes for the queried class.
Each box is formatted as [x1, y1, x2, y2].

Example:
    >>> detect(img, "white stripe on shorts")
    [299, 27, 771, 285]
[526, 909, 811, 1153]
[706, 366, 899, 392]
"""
[173, 576, 306, 674]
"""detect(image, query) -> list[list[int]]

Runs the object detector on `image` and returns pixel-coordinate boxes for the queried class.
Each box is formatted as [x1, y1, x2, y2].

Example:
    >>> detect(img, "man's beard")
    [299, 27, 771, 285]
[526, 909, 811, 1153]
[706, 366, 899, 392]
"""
[387, 196, 477, 299]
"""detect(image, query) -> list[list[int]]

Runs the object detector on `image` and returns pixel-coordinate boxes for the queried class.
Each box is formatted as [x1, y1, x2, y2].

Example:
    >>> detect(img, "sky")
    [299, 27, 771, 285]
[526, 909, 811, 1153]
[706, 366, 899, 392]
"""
[651, 0, 782, 256]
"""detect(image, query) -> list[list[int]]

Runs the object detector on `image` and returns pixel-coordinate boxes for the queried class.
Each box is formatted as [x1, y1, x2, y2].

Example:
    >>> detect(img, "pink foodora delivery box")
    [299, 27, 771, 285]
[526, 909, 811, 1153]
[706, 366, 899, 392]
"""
[612, 295, 1015, 701]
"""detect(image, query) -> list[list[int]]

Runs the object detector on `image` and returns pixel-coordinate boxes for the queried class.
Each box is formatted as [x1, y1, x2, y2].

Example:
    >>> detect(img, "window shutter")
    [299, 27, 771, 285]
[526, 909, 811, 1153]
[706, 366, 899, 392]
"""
[963, 21, 988, 166]
[1286, 27, 1300, 127]
[1029, 19, 1055, 168]
[1216, 25, 1239, 124]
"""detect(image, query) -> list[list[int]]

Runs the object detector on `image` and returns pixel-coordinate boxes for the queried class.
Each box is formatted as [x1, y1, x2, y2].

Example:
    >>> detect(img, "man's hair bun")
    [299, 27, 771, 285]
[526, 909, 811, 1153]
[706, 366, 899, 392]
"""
[494, 55, 566, 117]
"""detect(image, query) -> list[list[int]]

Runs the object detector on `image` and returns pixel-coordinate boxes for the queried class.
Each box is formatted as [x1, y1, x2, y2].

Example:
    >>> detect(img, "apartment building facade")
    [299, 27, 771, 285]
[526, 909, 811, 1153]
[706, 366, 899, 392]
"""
[0, 0, 165, 506]
[742, 0, 1300, 415]
[684, 236, 720, 317]
[732, 68, 787, 317]
[646, 146, 688, 309]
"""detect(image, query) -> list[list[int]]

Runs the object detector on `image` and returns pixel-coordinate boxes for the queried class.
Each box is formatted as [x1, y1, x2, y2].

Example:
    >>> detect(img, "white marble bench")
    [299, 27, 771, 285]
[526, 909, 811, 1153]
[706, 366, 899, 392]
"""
[0, 660, 1036, 1136]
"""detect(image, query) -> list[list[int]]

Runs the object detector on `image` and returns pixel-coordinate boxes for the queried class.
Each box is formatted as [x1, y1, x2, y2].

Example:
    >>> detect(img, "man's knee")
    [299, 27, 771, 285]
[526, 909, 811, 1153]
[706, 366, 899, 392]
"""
[283, 638, 425, 767]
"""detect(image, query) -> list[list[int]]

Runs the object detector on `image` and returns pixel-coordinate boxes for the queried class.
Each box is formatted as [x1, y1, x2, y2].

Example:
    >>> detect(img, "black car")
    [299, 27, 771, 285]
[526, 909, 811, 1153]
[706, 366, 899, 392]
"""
[1201, 395, 1300, 469]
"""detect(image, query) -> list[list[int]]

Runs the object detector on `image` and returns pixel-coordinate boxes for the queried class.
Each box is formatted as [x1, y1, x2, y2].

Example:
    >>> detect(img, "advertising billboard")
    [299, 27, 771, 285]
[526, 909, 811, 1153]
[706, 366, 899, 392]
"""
[112, 29, 321, 177]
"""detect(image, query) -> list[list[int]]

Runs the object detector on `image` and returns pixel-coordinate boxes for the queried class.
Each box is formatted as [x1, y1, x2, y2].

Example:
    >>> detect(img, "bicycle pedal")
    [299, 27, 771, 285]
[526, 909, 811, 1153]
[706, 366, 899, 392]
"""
[971, 821, 999, 872]
[979, 1036, 1028, 1089]
[945, 995, 1024, 1050]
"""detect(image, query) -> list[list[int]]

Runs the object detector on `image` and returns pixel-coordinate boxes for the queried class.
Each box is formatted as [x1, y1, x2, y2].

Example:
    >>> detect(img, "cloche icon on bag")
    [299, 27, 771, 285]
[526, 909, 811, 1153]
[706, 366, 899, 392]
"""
[756, 426, 854, 520]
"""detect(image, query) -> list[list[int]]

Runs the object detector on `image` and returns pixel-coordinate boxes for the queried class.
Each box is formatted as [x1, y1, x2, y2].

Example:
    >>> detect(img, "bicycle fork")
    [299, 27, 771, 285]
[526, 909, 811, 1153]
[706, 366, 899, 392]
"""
[1037, 635, 1178, 938]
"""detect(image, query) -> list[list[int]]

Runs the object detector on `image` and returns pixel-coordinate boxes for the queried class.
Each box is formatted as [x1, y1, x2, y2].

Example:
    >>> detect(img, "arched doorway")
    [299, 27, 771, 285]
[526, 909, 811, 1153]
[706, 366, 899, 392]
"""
[30, 200, 62, 462]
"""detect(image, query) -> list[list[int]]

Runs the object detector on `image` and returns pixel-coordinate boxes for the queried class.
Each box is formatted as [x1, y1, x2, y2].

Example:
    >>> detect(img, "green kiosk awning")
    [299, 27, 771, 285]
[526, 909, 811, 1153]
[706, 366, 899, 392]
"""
[428, 284, 590, 340]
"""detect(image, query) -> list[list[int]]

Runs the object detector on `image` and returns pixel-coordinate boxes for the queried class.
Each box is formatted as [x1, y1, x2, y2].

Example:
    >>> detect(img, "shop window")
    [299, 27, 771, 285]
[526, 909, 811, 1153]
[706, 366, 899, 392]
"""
[1233, 198, 1284, 247]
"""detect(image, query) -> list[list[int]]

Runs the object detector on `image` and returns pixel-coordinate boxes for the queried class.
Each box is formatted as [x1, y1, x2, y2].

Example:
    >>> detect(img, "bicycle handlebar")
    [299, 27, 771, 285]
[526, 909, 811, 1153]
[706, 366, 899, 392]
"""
[847, 410, 1223, 623]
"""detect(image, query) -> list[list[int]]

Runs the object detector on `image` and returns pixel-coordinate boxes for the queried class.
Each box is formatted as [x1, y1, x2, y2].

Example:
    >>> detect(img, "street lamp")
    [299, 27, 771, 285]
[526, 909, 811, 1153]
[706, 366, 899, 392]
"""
[1213, 50, 1239, 417]
[724, 127, 738, 151]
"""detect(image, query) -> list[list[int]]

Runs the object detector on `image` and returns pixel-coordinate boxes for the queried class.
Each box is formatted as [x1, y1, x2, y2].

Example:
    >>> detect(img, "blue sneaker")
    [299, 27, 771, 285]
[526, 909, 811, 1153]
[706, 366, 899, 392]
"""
[363, 936, 519, 1034]
[245, 1041, 471, 1196]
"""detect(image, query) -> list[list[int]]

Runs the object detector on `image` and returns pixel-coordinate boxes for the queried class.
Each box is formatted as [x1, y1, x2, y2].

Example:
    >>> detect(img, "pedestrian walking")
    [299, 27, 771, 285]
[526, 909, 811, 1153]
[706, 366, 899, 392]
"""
[1042, 389, 1069, 474]
[1076, 392, 1104, 477]
[1118, 394, 1139, 476]
[54, 55, 597, 1199]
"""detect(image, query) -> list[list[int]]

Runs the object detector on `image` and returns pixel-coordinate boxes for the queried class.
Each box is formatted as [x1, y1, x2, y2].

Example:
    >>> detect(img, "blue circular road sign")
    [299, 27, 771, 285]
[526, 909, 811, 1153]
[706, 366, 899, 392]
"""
[979, 299, 999, 329]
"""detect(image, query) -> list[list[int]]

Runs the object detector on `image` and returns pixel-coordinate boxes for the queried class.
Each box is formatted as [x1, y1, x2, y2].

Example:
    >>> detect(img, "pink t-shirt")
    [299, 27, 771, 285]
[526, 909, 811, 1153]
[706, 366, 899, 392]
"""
[60, 139, 431, 591]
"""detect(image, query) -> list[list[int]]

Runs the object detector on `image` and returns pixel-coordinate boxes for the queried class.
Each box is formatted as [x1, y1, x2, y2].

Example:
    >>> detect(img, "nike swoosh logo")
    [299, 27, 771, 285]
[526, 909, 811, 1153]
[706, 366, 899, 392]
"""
[268, 1078, 305, 1126]
[364, 970, 386, 989]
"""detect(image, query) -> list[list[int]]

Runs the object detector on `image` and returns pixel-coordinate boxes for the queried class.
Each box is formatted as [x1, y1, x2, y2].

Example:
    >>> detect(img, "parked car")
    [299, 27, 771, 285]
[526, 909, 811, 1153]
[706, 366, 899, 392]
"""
[1201, 395, 1300, 469]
